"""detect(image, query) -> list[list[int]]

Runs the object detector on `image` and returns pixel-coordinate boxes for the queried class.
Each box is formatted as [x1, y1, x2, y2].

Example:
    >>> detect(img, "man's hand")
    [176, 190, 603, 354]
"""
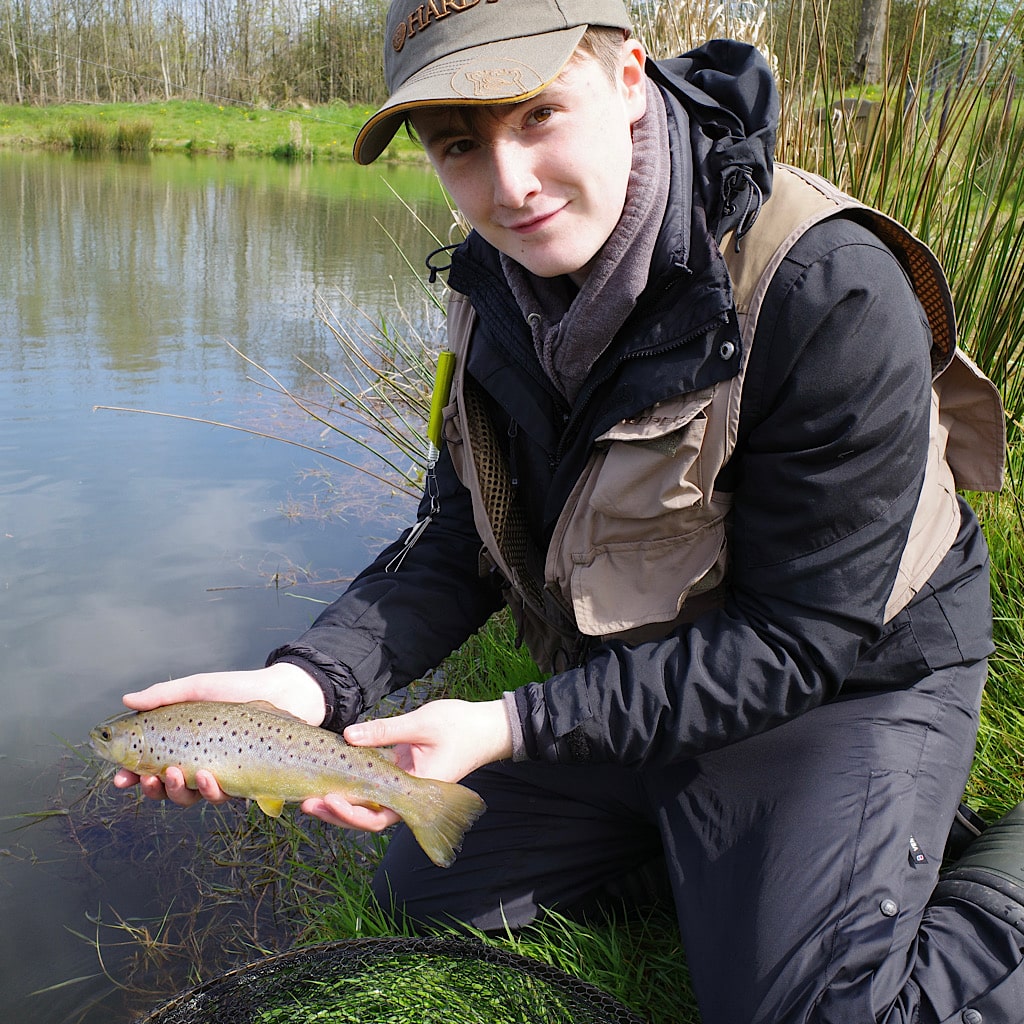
[301, 698, 513, 831]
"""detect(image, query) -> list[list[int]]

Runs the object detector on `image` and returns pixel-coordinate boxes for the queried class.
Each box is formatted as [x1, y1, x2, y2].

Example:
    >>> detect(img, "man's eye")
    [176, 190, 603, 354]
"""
[530, 107, 554, 125]
[445, 138, 476, 157]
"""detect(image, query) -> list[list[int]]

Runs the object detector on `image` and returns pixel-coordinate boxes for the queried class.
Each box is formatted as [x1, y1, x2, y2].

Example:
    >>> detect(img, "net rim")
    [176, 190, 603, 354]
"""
[135, 935, 649, 1024]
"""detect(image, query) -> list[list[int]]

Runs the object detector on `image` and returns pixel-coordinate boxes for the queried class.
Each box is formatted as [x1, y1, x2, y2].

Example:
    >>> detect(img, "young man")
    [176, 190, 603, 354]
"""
[117, 1, 1024, 1020]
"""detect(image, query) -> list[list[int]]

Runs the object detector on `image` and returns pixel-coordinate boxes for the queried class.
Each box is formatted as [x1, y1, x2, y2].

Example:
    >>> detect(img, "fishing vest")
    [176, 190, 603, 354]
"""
[441, 164, 1006, 674]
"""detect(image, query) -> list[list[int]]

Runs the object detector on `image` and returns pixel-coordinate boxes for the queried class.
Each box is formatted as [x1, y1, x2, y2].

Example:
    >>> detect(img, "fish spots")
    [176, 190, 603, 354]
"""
[95, 703, 434, 837]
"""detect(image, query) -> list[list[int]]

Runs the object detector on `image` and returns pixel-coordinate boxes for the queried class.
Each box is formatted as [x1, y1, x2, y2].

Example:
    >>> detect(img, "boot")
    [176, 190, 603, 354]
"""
[935, 800, 1024, 932]
[944, 801, 989, 862]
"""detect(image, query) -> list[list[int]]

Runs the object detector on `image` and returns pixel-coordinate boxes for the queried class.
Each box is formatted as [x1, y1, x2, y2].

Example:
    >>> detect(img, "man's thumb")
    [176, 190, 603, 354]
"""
[343, 717, 397, 747]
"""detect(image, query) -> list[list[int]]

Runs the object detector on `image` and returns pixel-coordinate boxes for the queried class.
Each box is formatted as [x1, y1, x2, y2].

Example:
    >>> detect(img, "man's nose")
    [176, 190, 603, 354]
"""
[489, 141, 540, 209]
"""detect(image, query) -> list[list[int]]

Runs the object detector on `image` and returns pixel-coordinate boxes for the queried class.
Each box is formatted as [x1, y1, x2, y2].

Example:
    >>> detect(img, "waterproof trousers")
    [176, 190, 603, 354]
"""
[373, 658, 1024, 1023]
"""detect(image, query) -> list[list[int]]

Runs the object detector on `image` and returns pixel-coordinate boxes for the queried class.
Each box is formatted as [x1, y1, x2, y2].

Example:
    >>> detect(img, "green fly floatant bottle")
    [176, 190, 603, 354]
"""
[426, 349, 456, 459]
[386, 348, 456, 573]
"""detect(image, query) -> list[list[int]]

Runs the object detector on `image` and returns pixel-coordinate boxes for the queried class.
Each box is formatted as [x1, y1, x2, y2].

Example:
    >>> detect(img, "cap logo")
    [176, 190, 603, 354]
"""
[392, 0, 500, 54]
[451, 59, 542, 99]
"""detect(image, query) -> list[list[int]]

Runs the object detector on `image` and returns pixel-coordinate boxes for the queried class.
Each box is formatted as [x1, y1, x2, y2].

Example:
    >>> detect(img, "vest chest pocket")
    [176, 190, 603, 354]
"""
[549, 387, 732, 636]
[588, 386, 716, 517]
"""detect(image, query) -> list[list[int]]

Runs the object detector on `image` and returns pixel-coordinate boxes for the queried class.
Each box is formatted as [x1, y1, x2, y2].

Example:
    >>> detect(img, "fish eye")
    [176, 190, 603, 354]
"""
[98, 727, 111, 741]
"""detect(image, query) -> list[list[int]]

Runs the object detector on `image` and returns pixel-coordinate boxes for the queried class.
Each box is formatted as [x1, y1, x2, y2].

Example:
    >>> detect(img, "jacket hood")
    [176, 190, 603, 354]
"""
[648, 40, 778, 243]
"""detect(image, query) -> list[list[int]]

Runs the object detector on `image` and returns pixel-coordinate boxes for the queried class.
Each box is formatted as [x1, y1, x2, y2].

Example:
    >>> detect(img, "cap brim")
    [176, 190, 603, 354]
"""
[353, 26, 586, 164]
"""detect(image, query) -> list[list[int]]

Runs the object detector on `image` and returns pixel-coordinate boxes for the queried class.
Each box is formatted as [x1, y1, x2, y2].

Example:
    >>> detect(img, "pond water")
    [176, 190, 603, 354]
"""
[0, 149, 453, 1022]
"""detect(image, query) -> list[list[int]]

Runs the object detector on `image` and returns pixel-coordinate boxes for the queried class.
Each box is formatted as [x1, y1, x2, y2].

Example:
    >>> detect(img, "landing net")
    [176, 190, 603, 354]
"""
[136, 936, 648, 1024]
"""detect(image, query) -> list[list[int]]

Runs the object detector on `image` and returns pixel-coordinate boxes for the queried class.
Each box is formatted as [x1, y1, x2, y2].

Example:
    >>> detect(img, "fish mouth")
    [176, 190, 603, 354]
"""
[88, 709, 137, 757]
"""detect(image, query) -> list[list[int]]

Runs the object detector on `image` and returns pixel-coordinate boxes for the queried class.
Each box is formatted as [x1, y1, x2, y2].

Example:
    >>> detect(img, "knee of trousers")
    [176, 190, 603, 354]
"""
[367, 827, 476, 932]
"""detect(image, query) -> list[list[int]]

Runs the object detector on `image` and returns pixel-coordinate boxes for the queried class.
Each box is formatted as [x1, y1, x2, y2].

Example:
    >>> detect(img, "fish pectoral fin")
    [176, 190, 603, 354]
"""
[254, 796, 286, 817]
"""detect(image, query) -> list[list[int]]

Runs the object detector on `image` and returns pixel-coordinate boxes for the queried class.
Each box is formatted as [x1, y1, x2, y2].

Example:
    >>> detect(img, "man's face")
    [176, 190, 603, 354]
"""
[411, 40, 648, 285]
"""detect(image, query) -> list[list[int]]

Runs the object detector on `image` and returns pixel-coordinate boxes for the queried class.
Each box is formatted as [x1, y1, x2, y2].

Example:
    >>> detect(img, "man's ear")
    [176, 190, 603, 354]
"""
[619, 38, 648, 123]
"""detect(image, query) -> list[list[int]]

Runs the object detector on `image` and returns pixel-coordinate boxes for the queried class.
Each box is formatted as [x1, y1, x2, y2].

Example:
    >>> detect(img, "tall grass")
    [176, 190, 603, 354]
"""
[68, 117, 153, 153]
[965, 448, 1024, 817]
[68, 119, 109, 151]
[114, 119, 153, 152]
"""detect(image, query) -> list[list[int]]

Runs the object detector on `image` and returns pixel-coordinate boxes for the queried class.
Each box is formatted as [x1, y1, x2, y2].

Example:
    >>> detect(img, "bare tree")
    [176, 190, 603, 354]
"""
[0, 0, 390, 105]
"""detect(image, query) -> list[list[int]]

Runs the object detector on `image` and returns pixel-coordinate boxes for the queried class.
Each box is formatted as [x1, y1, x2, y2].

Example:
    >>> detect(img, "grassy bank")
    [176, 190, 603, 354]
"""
[0, 98, 425, 161]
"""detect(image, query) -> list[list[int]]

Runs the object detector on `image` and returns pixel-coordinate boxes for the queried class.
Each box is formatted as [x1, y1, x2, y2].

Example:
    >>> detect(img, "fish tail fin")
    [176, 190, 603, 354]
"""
[403, 780, 487, 869]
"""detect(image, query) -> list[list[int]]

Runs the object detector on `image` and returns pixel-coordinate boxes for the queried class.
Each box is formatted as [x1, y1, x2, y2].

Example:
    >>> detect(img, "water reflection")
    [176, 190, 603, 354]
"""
[0, 150, 450, 1023]
[29, 156, 446, 363]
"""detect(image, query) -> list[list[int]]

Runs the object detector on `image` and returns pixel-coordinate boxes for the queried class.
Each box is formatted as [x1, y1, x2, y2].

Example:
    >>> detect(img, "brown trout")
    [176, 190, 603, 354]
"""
[89, 700, 486, 868]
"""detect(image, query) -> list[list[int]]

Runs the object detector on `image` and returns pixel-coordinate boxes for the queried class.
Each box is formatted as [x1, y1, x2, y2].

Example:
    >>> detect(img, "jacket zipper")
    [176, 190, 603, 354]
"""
[550, 309, 733, 468]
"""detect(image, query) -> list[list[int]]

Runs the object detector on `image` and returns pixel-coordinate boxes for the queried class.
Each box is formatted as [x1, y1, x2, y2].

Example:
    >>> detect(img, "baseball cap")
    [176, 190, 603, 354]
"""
[353, 0, 633, 164]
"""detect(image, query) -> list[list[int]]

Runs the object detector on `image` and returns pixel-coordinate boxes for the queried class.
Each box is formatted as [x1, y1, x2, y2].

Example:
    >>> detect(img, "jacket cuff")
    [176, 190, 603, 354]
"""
[502, 691, 528, 761]
[514, 682, 594, 763]
[265, 647, 364, 733]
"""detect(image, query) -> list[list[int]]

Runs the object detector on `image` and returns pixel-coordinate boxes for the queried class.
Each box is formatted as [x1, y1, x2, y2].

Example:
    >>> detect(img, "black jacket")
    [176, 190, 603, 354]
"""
[269, 42, 992, 765]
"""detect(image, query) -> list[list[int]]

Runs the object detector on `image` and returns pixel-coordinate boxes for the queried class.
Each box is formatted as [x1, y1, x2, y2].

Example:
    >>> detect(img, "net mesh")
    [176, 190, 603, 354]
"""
[136, 936, 648, 1024]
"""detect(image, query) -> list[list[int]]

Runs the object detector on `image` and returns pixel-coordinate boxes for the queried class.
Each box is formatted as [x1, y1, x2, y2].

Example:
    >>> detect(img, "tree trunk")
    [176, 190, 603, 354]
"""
[850, 0, 888, 85]
[5, 0, 23, 104]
